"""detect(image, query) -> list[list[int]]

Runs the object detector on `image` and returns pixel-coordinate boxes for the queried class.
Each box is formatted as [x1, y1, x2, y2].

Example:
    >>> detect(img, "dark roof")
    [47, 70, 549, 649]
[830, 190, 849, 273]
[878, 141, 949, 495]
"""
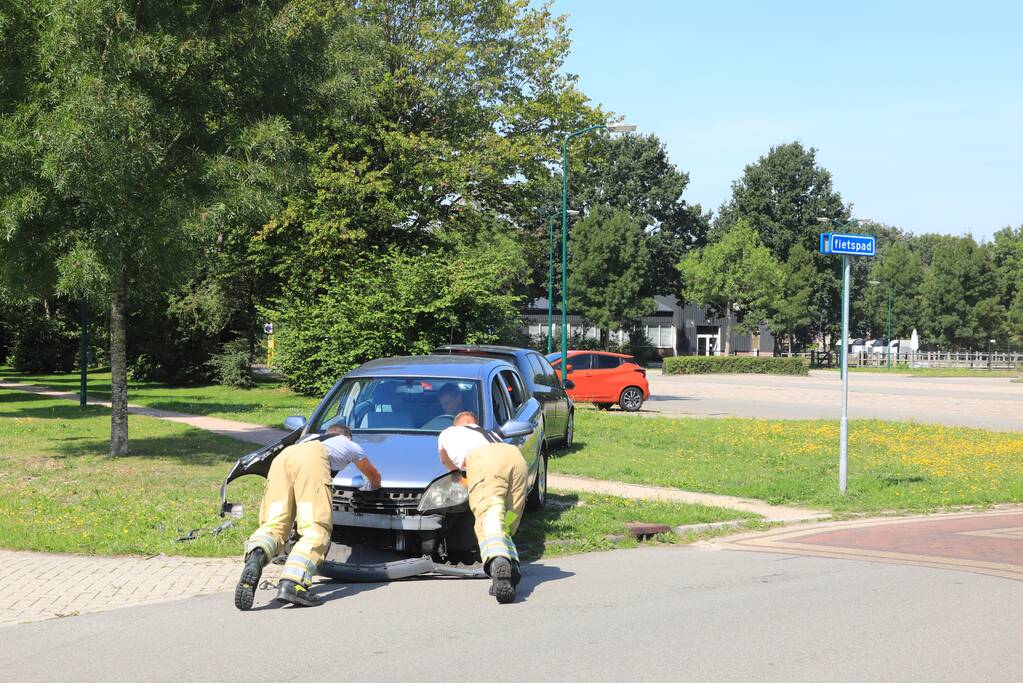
[433, 344, 527, 356]
[348, 355, 511, 380]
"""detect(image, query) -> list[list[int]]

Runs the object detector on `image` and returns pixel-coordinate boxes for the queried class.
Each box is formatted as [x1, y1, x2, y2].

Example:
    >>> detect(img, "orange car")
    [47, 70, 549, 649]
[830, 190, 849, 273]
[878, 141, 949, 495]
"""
[547, 350, 650, 411]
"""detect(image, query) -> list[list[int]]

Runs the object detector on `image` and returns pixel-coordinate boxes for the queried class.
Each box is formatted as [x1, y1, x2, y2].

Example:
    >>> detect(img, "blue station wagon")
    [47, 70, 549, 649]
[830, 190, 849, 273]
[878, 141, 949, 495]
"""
[220, 355, 546, 565]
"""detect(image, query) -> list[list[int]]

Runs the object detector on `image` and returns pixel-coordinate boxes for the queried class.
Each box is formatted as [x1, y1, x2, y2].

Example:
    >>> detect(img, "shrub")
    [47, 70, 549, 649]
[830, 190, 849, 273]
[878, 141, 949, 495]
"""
[208, 339, 255, 388]
[663, 355, 809, 375]
[8, 306, 78, 373]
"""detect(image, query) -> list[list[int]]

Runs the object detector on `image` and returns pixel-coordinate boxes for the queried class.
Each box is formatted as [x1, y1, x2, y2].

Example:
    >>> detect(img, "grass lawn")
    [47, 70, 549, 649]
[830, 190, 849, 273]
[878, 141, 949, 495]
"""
[553, 409, 1023, 513]
[516, 492, 760, 560]
[0, 388, 752, 558]
[0, 366, 319, 427]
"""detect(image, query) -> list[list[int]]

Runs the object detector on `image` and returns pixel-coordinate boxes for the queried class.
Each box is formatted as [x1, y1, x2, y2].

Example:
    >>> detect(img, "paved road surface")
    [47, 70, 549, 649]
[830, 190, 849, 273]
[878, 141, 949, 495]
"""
[3, 545, 1021, 682]
[645, 370, 1021, 431]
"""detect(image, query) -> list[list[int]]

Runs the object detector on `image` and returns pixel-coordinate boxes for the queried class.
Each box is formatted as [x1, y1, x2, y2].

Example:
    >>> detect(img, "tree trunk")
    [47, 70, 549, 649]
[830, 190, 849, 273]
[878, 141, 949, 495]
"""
[722, 303, 733, 355]
[600, 327, 609, 349]
[110, 275, 129, 456]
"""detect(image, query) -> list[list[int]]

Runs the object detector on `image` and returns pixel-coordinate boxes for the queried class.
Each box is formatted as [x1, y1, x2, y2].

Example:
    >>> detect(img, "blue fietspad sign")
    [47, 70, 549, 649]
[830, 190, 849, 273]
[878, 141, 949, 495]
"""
[819, 232, 876, 257]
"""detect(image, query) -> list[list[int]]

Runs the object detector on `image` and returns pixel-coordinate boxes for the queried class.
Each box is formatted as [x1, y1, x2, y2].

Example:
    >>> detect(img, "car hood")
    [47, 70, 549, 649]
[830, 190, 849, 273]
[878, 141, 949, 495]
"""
[334, 432, 448, 489]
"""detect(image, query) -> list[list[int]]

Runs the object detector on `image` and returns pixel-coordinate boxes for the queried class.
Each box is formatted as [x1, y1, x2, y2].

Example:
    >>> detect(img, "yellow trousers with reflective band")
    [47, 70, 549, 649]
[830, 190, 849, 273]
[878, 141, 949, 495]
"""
[466, 443, 528, 569]
[244, 441, 332, 587]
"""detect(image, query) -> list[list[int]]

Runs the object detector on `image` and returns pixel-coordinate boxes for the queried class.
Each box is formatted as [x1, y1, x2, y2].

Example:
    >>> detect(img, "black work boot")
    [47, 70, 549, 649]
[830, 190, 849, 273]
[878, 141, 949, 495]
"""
[489, 557, 516, 604]
[234, 548, 267, 611]
[489, 560, 522, 596]
[276, 579, 323, 607]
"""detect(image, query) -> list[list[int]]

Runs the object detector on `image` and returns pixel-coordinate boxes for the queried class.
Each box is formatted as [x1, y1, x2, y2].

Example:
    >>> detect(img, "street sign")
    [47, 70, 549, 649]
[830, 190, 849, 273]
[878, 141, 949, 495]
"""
[819, 232, 876, 257]
[263, 323, 274, 335]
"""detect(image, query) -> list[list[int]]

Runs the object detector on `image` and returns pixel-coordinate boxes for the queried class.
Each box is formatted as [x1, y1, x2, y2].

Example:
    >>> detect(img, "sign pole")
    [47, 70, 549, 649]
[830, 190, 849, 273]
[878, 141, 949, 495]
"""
[840, 255, 850, 494]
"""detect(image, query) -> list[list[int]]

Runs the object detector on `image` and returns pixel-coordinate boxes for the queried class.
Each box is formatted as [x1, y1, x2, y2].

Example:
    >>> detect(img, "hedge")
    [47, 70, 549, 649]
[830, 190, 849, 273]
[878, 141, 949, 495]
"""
[662, 356, 810, 375]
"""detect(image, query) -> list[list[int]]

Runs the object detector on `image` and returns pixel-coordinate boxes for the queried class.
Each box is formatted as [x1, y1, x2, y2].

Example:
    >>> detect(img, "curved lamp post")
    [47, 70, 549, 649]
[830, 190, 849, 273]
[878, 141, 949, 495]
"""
[548, 210, 579, 353]
[560, 122, 636, 371]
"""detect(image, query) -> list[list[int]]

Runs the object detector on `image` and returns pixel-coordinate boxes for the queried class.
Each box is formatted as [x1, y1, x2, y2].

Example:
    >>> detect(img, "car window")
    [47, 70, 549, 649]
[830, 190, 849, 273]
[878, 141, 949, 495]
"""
[500, 369, 528, 411]
[568, 354, 593, 370]
[526, 353, 547, 386]
[490, 375, 511, 425]
[309, 377, 481, 433]
[594, 354, 621, 370]
[537, 355, 563, 388]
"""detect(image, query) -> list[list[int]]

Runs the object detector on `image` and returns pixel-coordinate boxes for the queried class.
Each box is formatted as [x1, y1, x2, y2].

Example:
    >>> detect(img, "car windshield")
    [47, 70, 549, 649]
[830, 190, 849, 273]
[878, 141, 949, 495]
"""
[310, 377, 482, 433]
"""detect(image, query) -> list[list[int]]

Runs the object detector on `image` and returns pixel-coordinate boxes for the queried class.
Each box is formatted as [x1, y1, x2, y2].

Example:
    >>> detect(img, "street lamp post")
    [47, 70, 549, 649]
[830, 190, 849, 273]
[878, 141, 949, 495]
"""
[547, 210, 578, 353]
[560, 122, 635, 372]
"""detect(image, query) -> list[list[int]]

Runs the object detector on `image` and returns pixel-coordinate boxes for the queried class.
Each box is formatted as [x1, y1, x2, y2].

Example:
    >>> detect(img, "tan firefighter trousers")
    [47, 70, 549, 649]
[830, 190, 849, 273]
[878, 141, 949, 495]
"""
[466, 443, 528, 568]
[245, 441, 332, 587]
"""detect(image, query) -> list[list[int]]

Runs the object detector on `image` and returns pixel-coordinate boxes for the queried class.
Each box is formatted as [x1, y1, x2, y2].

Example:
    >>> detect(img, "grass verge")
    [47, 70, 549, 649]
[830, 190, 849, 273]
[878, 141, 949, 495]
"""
[0, 366, 319, 427]
[553, 409, 1023, 513]
[824, 366, 1022, 378]
[516, 491, 760, 560]
[0, 389, 753, 558]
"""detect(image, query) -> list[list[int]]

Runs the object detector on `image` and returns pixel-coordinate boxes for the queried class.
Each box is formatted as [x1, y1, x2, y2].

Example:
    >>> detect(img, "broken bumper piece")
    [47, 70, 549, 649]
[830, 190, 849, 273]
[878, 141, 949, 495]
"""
[319, 555, 486, 582]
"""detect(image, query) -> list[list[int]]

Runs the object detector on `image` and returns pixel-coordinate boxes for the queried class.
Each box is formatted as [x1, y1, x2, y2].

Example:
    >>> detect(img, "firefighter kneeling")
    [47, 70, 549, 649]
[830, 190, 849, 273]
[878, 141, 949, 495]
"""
[438, 411, 528, 604]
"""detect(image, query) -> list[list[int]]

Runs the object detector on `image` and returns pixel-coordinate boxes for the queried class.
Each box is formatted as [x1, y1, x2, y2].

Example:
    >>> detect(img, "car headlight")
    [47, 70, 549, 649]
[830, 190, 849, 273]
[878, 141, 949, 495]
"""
[418, 472, 469, 513]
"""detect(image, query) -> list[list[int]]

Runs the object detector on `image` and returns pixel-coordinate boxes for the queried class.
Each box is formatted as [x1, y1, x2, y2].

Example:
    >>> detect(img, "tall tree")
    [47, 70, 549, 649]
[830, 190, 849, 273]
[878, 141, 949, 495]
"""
[715, 142, 850, 348]
[919, 236, 1003, 349]
[570, 133, 709, 295]
[990, 225, 1023, 344]
[0, 1, 338, 453]
[861, 240, 924, 340]
[679, 219, 783, 355]
[566, 206, 653, 344]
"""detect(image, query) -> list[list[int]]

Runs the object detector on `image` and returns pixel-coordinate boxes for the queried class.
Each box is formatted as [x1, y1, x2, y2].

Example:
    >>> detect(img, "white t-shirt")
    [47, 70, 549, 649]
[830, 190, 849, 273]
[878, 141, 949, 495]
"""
[437, 424, 495, 469]
[321, 435, 367, 471]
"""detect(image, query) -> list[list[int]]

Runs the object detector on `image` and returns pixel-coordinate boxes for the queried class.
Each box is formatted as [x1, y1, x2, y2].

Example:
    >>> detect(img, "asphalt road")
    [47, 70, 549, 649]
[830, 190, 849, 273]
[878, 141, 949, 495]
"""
[3, 547, 1021, 682]
[645, 370, 1022, 432]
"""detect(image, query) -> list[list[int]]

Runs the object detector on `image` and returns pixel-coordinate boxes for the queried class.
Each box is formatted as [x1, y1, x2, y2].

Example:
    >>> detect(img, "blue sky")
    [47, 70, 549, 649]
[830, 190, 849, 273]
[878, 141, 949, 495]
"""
[550, 0, 1022, 240]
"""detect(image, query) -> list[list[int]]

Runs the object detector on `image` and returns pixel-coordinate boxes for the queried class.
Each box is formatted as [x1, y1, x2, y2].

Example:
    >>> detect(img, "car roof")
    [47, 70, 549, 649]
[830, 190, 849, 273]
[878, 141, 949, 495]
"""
[546, 350, 634, 361]
[433, 344, 528, 357]
[348, 355, 514, 380]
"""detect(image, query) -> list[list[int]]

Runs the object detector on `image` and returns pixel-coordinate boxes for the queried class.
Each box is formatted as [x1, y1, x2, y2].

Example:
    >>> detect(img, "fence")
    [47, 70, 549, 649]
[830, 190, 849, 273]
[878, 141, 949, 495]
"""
[808, 350, 1022, 370]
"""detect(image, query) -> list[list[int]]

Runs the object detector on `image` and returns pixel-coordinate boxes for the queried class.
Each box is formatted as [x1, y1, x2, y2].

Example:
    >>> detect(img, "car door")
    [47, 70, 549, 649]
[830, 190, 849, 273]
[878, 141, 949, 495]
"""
[491, 367, 541, 480]
[587, 353, 624, 402]
[564, 353, 596, 400]
[526, 352, 563, 439]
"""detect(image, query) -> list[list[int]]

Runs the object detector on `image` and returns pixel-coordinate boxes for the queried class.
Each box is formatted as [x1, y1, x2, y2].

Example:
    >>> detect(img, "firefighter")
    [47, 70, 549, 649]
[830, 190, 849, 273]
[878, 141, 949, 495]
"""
[437, 411, 527, 604]
[235, 425, 381, 610]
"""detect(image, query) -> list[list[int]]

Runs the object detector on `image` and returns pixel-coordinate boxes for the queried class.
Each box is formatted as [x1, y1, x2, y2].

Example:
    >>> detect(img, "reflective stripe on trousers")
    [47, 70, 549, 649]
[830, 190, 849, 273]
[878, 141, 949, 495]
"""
[244, 441, 332, 586]
[466, 443, 528, 568]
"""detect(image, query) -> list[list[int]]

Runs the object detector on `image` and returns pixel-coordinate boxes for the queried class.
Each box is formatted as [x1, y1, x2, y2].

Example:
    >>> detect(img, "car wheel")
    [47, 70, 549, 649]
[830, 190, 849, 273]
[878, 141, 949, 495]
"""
[525, 447, 548, 512]
[563, 410, 574, 449]
[619, 386, 644, 412]
[595, 402, 613, 411]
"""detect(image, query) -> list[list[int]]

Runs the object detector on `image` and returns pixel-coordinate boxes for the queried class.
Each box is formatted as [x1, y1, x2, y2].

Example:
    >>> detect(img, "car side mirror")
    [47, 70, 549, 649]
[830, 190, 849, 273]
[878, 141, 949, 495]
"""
[498, 420, 534, 439]
[563, 379, 575, 390]
[283, 415, 307, 431]
[565, 364, 574, 373]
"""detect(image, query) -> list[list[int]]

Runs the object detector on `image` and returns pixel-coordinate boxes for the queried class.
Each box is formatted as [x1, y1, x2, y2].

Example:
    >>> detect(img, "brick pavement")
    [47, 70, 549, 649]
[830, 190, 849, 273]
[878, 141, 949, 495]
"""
[716, 505, 1023, 582]
[0, 550, 282, 627]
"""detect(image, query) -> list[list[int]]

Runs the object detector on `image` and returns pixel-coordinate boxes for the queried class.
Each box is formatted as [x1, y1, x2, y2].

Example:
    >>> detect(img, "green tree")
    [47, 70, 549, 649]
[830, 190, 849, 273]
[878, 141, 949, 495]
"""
[990, 225, 1023, 343]
[770, 244, 818, 352]
[715, 142, 851, 348]
[268, 222, 527, 394]
[679, 219, 783, 355]
[567, 206, 653, 344]
[0, 1, 338, 453]
[919, 236, 1002, 349]
[716, 142, 849, 260]
[571, 133, 709, 295]
[861, 240, 924, 340]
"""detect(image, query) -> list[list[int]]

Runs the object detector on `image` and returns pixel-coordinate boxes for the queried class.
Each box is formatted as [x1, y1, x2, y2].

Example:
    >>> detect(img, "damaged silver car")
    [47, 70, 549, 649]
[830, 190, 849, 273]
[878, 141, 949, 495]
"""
[220, 355, 546, 574]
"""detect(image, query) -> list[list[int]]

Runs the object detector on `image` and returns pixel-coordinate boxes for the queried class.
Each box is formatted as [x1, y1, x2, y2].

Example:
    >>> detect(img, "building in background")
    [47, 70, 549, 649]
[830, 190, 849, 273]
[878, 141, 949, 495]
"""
[521, 295, 773, 359]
